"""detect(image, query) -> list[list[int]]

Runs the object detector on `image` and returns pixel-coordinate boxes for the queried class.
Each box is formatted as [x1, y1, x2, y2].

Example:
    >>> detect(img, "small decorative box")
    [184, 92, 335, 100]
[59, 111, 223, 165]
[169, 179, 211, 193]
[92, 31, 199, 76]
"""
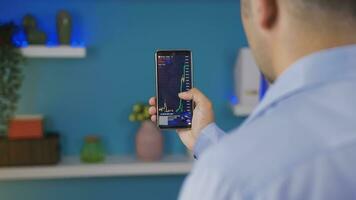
[8, 115, 44, 140]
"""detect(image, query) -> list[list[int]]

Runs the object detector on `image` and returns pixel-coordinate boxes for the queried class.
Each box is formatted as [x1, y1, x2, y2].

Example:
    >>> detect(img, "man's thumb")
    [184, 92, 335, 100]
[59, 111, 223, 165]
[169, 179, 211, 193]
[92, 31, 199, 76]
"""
[178, 88, 206, 104]
[178, 91, 193, 100]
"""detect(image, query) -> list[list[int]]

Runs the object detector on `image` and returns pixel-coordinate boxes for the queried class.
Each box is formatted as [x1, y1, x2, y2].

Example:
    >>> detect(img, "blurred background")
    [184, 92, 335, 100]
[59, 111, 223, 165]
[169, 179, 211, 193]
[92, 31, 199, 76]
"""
[0, 0, 248, 199]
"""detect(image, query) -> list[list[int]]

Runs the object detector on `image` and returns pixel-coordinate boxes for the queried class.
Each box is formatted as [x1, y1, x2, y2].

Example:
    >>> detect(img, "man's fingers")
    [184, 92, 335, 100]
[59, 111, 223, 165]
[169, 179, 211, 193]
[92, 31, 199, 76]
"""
[149, 106, 157, 115]
[149, 97, 156, 106]
[178, 88, 209, 105]
[148, 97, 157, 122]
[150, 115, 157, 122]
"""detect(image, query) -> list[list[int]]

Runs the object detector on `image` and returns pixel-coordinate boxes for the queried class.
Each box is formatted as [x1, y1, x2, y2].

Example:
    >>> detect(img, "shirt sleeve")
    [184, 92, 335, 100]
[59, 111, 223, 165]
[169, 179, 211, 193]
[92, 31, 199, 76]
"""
[193, 123, 226, 159]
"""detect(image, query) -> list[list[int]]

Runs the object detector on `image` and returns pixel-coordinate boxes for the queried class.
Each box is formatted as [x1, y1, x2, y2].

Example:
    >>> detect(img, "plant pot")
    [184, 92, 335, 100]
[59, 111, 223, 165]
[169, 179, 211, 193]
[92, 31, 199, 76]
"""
[136, 121, 163, 161]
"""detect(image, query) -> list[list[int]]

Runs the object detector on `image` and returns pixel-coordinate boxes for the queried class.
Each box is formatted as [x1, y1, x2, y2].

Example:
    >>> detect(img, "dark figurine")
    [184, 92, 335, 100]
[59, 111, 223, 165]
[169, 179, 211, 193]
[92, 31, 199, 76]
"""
[57, 10, 72, 45]
[22, 14, 47, 45]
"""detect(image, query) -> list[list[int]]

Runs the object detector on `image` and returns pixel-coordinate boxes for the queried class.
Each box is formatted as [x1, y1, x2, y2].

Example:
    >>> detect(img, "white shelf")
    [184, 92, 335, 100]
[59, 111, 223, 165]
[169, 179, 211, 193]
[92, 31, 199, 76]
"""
[0, 155, 193, 181]
[233, 105, 255, 116]
[20, 45, 86, 58]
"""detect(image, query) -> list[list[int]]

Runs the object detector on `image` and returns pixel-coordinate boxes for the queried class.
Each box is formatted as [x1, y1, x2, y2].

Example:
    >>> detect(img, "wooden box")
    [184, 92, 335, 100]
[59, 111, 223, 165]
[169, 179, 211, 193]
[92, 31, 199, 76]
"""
[0, 134, 60, 166]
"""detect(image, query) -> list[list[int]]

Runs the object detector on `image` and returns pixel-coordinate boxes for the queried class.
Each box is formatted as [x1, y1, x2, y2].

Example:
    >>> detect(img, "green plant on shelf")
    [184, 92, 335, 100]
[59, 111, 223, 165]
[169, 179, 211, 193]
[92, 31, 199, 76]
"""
[0, 22, 25, 135]
[129, 103, 150, 122]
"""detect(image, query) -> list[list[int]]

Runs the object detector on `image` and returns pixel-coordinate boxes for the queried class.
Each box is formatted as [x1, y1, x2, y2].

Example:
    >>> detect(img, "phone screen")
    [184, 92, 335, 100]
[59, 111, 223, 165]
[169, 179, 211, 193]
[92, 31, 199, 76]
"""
[156, 50, 193, 129]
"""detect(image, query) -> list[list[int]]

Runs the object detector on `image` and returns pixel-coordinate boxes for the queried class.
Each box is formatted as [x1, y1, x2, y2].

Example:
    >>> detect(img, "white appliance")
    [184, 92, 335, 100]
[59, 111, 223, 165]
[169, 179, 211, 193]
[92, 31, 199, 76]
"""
[233, 48, 264, 116]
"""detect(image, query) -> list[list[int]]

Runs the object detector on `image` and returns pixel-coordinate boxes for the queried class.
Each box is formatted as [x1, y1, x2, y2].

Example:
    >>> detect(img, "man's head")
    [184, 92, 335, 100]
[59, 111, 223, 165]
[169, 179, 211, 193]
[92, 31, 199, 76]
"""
[241, 0, 356, 83]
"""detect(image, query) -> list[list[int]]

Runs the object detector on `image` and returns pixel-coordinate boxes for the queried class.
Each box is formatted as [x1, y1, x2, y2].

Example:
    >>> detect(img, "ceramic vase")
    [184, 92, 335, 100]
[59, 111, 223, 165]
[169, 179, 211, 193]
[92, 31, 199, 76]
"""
[136, 121, 163, 161]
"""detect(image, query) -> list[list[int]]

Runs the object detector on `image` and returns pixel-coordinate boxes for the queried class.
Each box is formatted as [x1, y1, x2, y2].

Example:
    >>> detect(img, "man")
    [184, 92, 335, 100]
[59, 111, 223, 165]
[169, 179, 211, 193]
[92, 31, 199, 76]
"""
[149, 0, 356, 199]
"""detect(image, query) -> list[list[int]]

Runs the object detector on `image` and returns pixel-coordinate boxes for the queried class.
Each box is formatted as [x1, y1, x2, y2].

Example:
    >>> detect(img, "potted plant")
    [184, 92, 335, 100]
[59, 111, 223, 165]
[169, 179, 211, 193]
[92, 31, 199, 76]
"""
[129, 103, 163, 161]
[0, 22, 25, 136]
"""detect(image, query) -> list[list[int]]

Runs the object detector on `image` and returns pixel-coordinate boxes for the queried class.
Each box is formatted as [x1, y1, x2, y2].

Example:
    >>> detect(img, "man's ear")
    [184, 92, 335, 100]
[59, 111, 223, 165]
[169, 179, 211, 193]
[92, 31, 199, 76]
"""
[255, 0, 278, 29]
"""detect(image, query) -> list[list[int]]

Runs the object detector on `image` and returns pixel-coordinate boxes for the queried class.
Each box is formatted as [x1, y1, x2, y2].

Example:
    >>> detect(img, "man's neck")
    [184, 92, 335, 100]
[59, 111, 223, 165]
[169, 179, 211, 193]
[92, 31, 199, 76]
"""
[273, 24, 356, 79]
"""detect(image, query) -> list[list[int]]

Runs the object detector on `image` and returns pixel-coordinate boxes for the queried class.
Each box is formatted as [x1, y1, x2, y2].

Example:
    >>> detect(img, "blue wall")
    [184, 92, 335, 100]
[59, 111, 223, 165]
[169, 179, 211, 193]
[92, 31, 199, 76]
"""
[0, 0, 247, 199]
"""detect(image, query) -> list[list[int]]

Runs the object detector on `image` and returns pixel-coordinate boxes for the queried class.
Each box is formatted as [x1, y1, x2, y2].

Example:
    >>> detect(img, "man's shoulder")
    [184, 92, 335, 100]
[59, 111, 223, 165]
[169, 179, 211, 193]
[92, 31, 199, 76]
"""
[197, 116, 325, 194]
[198, 79, 356, 194]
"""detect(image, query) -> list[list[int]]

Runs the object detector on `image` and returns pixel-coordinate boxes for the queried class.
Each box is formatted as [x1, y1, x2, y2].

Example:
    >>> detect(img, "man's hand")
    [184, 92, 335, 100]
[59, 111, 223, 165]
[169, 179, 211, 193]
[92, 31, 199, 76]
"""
[148, 88, 215, 150]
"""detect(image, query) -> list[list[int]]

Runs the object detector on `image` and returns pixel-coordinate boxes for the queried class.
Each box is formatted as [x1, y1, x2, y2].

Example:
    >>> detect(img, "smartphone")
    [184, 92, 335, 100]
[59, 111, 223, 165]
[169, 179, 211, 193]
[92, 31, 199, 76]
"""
[155, 50, 193, 129]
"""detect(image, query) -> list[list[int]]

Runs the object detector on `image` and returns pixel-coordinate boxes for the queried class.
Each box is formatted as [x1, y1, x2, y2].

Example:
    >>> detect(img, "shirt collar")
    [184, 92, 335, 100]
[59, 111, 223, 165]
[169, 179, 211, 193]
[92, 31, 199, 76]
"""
[245, 44, 356, 124]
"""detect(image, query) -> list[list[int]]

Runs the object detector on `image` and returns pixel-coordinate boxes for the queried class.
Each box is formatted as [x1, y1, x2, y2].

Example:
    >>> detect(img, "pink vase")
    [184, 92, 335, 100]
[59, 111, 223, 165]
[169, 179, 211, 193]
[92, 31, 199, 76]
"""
[136, 121, 163, 161]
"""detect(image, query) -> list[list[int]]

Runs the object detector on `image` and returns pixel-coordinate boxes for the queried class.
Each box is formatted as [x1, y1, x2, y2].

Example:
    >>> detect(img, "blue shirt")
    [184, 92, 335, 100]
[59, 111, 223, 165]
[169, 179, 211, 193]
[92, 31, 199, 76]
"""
[179, 45, 356, 200]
